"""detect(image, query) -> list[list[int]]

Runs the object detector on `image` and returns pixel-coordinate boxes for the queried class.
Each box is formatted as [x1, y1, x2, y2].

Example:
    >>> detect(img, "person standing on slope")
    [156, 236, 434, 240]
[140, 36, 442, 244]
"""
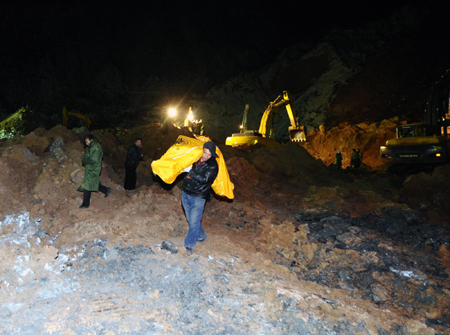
[181, 141, 219, 255]
[78, 134, 111, 208]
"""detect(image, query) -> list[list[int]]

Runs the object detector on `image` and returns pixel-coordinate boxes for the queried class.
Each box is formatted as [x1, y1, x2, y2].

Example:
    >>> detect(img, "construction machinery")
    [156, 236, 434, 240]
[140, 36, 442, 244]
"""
[239, 104, 249, 133]
[62, 107, 92, 129]
[225, 91, 305, 148]
[380, 70, 450, 164]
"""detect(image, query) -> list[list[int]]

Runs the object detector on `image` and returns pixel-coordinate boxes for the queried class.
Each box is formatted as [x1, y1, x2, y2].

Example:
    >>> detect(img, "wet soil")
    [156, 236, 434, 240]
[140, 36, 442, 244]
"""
[0, 125, 449, 334]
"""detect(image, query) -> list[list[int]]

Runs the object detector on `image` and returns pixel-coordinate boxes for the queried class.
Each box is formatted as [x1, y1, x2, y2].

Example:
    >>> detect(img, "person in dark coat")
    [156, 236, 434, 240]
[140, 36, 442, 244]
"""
[351, 149, 357, 168]
[78, 134, 111, 208]
[334, 151, 343, 170]
[356, 149, 363, 168]
[124, 138, 143, 191]
[182, 141, 219, 255]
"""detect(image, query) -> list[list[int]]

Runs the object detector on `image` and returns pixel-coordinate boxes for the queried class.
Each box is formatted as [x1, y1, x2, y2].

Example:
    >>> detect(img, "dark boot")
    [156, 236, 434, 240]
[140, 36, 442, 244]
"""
[99, 183, 111, 198]
[79, 190, 91, 208]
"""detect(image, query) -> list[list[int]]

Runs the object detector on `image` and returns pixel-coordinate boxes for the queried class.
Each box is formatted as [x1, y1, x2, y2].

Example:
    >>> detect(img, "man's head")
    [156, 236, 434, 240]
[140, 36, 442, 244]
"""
[202, 141, 218, 161]
[84, 134, 95, 147]
[135, 138, 142, 147]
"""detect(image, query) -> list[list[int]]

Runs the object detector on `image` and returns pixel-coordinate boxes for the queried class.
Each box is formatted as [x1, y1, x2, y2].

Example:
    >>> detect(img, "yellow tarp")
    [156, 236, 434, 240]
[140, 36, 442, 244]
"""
[151, 136, 234, 199]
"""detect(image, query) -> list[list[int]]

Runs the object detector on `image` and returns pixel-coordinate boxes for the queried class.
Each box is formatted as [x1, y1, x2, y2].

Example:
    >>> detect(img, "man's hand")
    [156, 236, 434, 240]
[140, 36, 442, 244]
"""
[186, 176, 191, 179]
[182, 166, 192, 173]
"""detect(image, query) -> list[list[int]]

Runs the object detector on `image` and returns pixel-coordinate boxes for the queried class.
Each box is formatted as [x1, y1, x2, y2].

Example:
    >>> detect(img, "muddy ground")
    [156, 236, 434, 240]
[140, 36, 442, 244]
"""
[0, 124, 449, 334]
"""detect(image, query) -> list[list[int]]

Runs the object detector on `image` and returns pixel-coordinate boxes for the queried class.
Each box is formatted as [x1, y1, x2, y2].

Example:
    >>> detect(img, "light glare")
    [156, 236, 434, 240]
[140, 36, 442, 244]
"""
[168, 108, 177, 117]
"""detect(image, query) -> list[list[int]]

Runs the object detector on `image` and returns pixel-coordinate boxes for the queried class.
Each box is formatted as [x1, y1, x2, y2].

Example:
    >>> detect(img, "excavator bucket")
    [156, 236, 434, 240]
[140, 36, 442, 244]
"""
[289, 126, 306, 142]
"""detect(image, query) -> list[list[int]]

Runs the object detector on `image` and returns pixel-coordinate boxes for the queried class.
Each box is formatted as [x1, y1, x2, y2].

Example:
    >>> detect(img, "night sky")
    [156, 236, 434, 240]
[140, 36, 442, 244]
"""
[0, 1, 437, 126]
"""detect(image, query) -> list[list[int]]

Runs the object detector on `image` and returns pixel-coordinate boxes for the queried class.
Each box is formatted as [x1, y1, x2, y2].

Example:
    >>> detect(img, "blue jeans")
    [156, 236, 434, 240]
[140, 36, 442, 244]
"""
[182, 191, 207, 249]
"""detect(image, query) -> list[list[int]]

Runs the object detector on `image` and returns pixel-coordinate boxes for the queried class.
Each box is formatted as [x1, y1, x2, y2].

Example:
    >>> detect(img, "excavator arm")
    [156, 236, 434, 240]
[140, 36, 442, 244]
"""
[62, 107, 92, 129]
[240, 104, 249, 133]
[258, 91, 305, 141]
[425, 69, 450, 136]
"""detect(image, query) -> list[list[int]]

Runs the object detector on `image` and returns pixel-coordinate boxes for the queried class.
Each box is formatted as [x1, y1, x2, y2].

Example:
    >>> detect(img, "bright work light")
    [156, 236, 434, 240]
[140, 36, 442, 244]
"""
[168, 108, 177, 117]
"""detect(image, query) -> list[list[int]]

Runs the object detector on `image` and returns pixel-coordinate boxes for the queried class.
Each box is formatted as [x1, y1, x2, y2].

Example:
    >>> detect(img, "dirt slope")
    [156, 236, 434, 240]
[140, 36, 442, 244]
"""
[0, 125, 449, 334]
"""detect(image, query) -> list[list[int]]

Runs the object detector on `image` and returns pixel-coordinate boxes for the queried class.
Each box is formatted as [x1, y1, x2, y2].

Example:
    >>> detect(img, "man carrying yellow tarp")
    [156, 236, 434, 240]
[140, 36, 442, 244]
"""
[151, 136, 234, 255]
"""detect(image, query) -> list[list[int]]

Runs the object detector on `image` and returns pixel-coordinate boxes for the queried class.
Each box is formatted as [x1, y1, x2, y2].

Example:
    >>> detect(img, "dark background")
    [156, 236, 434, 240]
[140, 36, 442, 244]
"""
[0, 1, 438, 128]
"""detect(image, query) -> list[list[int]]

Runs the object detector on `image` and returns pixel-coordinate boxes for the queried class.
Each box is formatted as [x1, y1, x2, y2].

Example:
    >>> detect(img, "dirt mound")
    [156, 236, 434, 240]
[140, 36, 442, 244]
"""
[400, 164, 450, 225]
[301, 118, 398, 169]
[0, 125, 449, 334]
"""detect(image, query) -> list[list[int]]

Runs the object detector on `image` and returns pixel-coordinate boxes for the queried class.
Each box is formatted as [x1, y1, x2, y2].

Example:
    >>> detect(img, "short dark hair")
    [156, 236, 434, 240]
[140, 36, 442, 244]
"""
[85, 134, 95, 141]
[135, 138, 142, 142]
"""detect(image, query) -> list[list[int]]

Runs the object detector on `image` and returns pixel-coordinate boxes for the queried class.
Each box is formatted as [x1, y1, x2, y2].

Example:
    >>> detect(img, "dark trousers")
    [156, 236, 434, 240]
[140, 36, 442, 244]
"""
[82, 183, 109, 207]
[124, 165, 137, 190]
[182, 191, 207, 250]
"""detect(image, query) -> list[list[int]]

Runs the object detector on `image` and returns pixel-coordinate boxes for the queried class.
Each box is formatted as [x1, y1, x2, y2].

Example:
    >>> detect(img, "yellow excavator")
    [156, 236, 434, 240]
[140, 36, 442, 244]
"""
[380, 70, 450, 164]
[62, 107, 92, 129]
[225, 91, 305, 148]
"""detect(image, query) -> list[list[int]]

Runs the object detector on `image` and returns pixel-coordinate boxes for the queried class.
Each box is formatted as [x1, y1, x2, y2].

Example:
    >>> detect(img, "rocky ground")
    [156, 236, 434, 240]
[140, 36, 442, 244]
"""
[1, 124, 449, 334]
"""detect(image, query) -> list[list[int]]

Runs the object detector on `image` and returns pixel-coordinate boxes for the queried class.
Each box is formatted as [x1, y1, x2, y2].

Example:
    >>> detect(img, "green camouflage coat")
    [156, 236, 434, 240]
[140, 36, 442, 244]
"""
[78, 140, 103, 192]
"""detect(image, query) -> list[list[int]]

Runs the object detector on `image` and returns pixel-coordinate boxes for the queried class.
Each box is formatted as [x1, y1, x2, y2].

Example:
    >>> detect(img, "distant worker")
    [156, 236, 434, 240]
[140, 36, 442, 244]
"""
[351, 149, 358, 168]
[182, 141, 219, 255]
[334, 151, 343, 170]
[78, 134, 111, 208]
[124, 138, 144, 191]
[356, 149, 363, 168]
[194, 120, 205, 136]
[193, 121, 200, 135]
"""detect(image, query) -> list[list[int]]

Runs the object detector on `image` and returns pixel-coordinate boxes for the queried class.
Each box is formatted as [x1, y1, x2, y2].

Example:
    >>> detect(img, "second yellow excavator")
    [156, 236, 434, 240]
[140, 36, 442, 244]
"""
[380, 70, 450, 165]
[62, 107, 92, 129]
[225, 91, 305, 148]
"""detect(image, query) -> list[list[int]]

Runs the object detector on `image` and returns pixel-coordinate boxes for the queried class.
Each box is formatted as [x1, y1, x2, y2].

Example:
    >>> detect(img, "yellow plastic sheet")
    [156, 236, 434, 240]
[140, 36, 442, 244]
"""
[151, 136, 234, 199]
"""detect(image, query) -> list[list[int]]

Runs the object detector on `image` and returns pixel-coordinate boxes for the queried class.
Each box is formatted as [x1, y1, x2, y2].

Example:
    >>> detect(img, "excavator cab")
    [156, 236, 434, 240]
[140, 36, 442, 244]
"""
[396, 124, 421, 138]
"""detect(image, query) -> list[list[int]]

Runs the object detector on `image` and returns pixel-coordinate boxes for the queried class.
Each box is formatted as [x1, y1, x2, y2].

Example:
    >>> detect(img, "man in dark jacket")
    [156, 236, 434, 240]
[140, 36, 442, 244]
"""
[334, 151, 343, 170]
[124, 138, 143, 190]
[78, 134, 111, 208]
[182, 141, 219, 255]
[356, 149, 363, 168]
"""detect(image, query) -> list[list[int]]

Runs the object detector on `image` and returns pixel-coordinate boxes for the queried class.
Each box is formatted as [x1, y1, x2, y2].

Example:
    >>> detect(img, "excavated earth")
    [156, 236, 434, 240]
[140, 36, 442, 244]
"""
[1, 124, 450, 335]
